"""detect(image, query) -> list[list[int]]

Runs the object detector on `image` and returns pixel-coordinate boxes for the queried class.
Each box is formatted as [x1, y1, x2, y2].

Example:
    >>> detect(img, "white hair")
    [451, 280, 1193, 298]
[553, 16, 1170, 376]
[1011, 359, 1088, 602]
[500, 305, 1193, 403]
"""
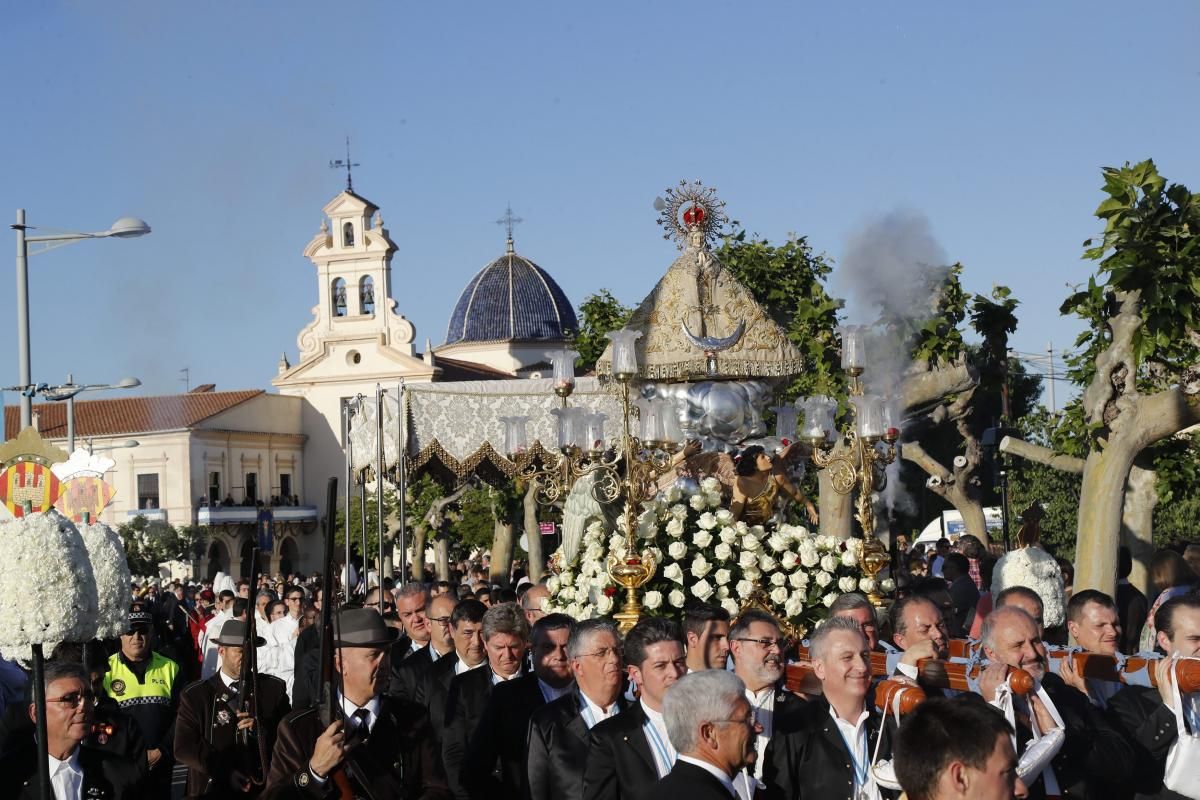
[663, 669, 746, 754]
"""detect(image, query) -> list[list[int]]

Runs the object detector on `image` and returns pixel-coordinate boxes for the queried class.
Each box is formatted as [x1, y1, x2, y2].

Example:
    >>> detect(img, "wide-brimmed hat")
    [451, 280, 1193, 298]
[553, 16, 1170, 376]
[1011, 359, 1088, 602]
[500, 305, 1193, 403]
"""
[333, 608, 400, 648]
[214, 619, 266, 647]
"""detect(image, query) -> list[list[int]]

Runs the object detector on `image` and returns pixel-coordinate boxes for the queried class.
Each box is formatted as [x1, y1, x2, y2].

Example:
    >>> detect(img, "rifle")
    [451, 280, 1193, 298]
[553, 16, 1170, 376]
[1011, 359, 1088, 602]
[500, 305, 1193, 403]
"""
[237, 546, 269, 786]
[319, 477, 356, 800]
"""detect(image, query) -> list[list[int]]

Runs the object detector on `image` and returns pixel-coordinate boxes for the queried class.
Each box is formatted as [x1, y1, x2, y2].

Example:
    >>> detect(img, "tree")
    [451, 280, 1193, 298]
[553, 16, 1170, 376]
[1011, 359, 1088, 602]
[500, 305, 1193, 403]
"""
[118, 517, 204, 576]
[334, 481, 399, 566]
[570, 290, 632, 373]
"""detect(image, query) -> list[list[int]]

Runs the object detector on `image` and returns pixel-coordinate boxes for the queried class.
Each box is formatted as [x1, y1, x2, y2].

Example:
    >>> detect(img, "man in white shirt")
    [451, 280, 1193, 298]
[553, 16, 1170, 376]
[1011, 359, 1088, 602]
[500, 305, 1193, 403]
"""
[263, 584, 305, 695]
[200, 590, 235, 679]
[728, 609, 791, 800]
[655, 669, 760, 800]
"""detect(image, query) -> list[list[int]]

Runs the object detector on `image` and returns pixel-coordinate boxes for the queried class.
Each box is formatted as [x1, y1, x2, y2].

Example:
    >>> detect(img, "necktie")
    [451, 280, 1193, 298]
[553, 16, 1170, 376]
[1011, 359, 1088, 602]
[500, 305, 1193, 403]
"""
[353, 707, 371, 735]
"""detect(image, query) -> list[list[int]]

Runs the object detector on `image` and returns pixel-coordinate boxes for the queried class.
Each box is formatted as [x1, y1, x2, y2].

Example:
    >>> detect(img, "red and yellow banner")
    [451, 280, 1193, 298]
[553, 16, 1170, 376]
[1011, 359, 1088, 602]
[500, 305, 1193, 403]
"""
[0, 462, 62, 517]
[56, 476, 117, 523]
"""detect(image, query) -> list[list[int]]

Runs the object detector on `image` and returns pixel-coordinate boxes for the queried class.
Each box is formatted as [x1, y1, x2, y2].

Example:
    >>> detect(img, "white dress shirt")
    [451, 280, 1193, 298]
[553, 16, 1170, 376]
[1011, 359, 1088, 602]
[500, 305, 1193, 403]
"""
[829, 705, 871, 796]
[490, 668, 520, 685]
[579, 690, 620, 729]
[47, 747, 83, 800]
[641, 700, 677, 777]
[265, 613, 301, 694]
[200, 610, 229, 679]
[339, 693, 382, 734]
[455, 658, 486, 676]
[678, 755, 736, 797]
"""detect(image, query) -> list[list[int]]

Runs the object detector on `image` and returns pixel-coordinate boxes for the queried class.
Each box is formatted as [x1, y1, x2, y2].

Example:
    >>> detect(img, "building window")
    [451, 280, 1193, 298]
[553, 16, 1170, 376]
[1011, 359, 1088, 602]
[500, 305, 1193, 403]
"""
[342, 221, 355, 247]
[332, 278, 347, 317]
[246, 472, 258, 504]
[280, 473, 292, 503]
[360, 275, 375, 314]
[208, 472, 221, 504]
[137, 474, 160, 510]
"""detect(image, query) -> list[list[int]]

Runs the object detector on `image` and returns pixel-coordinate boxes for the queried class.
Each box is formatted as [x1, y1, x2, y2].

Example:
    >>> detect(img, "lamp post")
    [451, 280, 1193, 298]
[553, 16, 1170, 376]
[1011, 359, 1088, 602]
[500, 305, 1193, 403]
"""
[13, 210, 150, 428]
[40, 375, 141, 452]
[85, 438, 139, 456]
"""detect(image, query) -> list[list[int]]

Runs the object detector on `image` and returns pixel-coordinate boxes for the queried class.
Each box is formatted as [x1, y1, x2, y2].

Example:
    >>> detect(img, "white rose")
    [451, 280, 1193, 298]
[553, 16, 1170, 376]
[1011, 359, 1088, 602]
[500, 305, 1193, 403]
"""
[714, 543, 733, 561]
[736, 580, 755, 599]
[666, 486, 682, 503]
[595, 594, 614, 614]
[719, 527, 738, 544]
[738, 550, 757, 569]
[693, 530, 714, 548]
[823, 592, 839, 608]
[841, 549, 858, 568]
[880, 578, 896, 592]
[741, 534, 761, 552]
[715, 509, 734, 525]
[800, 547, 819, 568]
[696, 512, 718, 531]
[671, 504, 689, 521]
[781, 552, 799, 570]
[689, 493, 707, 511]
[816, 570, 833, 588]
[559, 587, 575, 602]
[705, 491, 722, 508]
[717, 586, 731, 599]
[784, 595, 804, 617]
[789, 570, 809, 589]
[668, 541, 687, 560]
[742, 566, 761, 581]
[668, 589, 686, 608]
[858, 578, 878, 594]
[663, 563, 684, 584]
[561, 571, 575, 587]
[838, 576, 858, 593]
[666, 518, 685, 538]
[701, 476, 721, 493]
[768, 533, 789, 553]
[643, 590, 663, 610]
[713, 568, 731, 587]
[759, 554, 777, 572]
[820, 554, 838, 573]
[691, 579, 714, 600]
[770, 572, 786, 586]
[546, 576, 560, 593]
[721, 598, 741, 617]
[691, 554, 712, 579]
[770, 586, 789, 605]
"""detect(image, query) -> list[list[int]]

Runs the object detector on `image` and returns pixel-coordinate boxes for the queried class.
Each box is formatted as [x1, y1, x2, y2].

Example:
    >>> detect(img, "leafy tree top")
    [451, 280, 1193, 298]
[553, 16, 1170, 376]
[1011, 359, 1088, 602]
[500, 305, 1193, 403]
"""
[570, 290, 633, 373]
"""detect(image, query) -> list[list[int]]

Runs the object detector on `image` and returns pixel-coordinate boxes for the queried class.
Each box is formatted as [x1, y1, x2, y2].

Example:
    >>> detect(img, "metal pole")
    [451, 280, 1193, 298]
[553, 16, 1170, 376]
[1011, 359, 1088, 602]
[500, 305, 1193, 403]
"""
[15, 209, 32, 429]
[359, 471, 367, 593]
[343, 402, 352, 595]
[1047, 342, 1056, 413]
[67, 373, 75, 453]
[376, 384, 385, 612]
[31, 642, 52, 800]
[396, 379, 406, 582]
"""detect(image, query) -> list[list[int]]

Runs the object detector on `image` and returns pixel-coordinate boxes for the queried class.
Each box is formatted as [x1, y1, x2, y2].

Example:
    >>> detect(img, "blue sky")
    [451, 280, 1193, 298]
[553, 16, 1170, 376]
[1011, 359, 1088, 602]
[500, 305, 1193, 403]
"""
[1, 1, 1196, 406]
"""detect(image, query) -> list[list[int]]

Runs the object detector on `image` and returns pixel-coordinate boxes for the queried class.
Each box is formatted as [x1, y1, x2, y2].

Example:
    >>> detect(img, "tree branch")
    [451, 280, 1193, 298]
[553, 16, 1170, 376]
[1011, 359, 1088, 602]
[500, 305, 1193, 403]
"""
[901, 359, 978, 414]
[1083, 289, 1141, 427]
[999, 437, 1085, 474]
[900, 440, 953, 497]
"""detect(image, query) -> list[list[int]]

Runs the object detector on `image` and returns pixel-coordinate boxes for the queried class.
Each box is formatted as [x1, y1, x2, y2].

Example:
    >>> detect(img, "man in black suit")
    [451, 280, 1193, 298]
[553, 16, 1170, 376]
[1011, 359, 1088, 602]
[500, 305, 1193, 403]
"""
[653, 669, 759, 800]
[1060, 590, 1125, 708]
[1108, 595, 1200, 800]
[464, 613, 576, 800]
[390, 591, 457, 703]
[423, 599, 488, 737]
[176, 618, 292, 797]
[393, 582, 433, 661]
[442, 602, 529, 800]
[728, 609, 801, 800]
[527, 618, 627, 800]
[976, 605, 1134, 800]
[763, 616, 896, 800]
[683, 603, 731, 673]
[584, 617, 688, 800]
[0, 661, 146, 799]
[888, 594, 951, 689]
[1115, 546, 1149, 657]
[291, 589, 323, 709]
[942, 554, 980, 637]
[264, 607, 449, 800]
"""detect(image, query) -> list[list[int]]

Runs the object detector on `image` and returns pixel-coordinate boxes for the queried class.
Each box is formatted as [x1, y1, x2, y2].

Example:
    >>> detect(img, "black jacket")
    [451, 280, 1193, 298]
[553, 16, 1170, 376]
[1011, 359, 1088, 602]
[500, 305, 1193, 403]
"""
[175, 671, 292, 798]
[648, 760, 734, 800]
[1115, 583, 1149, 656]
[389, 644, 438, 704]
[0, 733, 147, 800]
[762, 695, 897, 800]
[442, 665, 507, 800]
[1107, 684, 1185, 800]
[583, 701, 661, 800]
[464, 672, 550, 800]
[527, 689, 629, 800]
[290, 626, 321, 709]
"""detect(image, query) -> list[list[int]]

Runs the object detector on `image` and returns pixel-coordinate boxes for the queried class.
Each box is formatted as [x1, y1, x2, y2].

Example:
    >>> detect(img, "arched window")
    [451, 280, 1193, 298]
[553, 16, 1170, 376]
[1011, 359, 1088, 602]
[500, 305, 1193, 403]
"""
[360, 275, 375, 314]
[342, 221, 355, 247]
[332, 278, 347, 317]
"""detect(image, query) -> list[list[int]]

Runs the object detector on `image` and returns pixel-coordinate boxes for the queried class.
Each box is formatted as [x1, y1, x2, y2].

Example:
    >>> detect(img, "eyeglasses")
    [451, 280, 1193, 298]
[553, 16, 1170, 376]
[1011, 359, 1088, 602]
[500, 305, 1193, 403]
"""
[429, 616, 452, 626]
[578, 646, 622, 660]
[733, 637, 787, 651]
[713, 714, 759, 729]
[47, 691, 95, 708]
[286, 595, 303, 602]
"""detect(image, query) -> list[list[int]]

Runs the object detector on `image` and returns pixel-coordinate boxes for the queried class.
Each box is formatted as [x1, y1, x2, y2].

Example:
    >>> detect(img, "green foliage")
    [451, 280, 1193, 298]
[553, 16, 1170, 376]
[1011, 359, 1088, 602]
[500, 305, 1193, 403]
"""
[875, 263, 969, 368]
[454, 485, 507, 551]
[1061, 159, 1200, 388]
[716, 228, 844, 401]
[335, 485, 399, 557]
[1006, 408, 1082, 560]
[405, 475, 452, 539]
[118, 517, 205, 576]
[570, 290, 633, 373]
[1153, 494, 1200, 549]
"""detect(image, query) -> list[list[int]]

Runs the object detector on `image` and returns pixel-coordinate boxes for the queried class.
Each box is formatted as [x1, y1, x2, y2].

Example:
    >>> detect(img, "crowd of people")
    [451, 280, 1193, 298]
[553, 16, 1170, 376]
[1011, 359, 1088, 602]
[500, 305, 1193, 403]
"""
[0, 541, 1197, 800]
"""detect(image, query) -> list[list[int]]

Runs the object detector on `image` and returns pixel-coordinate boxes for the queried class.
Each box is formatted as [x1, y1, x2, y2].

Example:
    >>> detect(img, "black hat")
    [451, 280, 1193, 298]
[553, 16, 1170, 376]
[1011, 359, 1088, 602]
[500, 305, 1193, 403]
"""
[126, 604, 153, 631]
[333, 608, 400, 648]
[214, 619, 266, 647]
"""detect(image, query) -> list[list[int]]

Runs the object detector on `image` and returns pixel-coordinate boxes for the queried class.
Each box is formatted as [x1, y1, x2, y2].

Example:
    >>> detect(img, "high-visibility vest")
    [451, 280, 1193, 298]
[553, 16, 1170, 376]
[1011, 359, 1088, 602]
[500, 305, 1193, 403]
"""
[103, 652, 179, 747]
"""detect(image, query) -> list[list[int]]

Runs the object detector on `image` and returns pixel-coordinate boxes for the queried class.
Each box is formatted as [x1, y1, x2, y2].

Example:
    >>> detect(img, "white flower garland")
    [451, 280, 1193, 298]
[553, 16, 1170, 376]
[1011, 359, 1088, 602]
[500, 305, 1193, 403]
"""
[0, 510, 100, 661]
[78, 521, 133, 639]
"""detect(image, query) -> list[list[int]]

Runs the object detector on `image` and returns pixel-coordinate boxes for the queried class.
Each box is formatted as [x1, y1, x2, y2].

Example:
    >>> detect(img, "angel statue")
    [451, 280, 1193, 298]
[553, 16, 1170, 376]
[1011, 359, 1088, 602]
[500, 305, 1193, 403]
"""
[729, 443, 818, 526]
[989, 501, 1066, 628]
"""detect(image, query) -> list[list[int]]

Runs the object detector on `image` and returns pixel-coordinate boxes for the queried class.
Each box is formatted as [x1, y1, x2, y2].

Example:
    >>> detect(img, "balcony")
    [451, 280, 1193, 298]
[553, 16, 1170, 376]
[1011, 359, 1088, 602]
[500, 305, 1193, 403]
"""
[271, 505, 318, 523]
[196, 505, 318, 526]
[128, 508, 168, 522]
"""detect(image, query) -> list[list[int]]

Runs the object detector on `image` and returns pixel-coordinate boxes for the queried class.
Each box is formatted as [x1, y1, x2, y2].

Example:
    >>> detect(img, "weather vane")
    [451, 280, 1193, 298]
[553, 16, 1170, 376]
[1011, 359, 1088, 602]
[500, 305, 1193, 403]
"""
[329, 137, 360, 191]
[496, 204, 523, 249]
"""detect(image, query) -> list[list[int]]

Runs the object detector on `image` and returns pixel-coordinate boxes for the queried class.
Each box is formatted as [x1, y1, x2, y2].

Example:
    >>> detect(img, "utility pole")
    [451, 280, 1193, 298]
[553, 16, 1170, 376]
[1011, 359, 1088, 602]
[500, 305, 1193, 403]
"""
[1046, 342, 1056, 413]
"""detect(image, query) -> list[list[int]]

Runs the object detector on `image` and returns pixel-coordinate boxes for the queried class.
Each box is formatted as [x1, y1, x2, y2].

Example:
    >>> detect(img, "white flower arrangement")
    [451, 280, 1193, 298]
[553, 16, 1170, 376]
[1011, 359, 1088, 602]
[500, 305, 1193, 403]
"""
[991, 544, 1066, 628]
[79, 521, 133, 640]
[0, 510, 100, 661]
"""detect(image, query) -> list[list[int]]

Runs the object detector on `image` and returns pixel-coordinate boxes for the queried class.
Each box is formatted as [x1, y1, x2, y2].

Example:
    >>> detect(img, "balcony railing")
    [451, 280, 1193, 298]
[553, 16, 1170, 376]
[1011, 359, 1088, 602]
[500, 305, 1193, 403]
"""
[197, 505, 318, 526]
[128, 508, 168, 522]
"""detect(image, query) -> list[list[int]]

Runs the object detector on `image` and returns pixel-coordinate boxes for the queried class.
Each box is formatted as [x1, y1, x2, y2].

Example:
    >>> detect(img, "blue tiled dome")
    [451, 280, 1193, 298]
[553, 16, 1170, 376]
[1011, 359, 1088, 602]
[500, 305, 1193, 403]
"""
[445, 244, 578, 345]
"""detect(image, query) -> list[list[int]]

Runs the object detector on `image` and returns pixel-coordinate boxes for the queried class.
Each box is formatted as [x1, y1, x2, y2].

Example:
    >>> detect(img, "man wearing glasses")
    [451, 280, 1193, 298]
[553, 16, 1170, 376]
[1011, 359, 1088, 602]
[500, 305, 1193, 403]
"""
[527, 619, 628, 800]
[728, 609, 798, 800]
[390, 591, 457, 703]
[0, 661, 145, 798]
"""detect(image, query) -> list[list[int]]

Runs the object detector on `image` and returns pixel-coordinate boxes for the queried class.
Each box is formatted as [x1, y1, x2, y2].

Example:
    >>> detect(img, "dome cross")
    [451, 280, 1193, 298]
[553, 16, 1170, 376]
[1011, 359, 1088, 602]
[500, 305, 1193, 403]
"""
[496, 204, 524, 253]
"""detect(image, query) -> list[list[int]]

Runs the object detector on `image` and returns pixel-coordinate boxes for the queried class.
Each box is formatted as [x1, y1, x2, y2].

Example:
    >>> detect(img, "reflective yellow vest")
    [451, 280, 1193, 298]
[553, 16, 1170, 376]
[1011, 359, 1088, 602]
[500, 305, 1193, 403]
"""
[103, 652, 179, 746]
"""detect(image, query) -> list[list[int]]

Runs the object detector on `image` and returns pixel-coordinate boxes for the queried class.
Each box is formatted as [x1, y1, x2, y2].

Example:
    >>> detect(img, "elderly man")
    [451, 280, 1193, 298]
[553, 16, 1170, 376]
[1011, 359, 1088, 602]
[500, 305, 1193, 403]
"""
[655, 669, 760, 800]
[527, 619, 628, 800]
[390, 591, 457, 703]
[394, 582, 433, 659]
[265, 608, 448, 800]
[464, 613, 577, 800]
[894, 696, 1027, 800]
[728, 609, 798, 800]
[889, 594, 950, 687]
[1108, 595, 1200, 800]
[0, 661, 145, 799]
[176, 618, 291, 797]
[103, 603, 181, 796]
[584, 618, 688, 800]
[830, 593, 883, 652]
[764, 616, 895, 800]
[977, 606, 1132, 800]
[684, 603, 731, 673]
[521, 583, 551, 626]
[442, 603, 529, 800]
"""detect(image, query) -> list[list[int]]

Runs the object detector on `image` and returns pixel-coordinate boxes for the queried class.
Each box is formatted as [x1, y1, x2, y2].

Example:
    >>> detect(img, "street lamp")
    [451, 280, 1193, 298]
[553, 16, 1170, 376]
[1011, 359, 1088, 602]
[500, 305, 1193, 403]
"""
[40, 375, 141, 452]
[13, 209, 151, 428]
[85, 438, 139, 455]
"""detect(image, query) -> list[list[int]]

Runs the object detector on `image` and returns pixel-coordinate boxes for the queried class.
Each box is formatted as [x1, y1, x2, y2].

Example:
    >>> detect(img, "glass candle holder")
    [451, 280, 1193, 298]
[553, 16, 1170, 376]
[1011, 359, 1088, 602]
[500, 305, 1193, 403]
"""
[498, 415, 529, 456]
[605, 328, 643, 378]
